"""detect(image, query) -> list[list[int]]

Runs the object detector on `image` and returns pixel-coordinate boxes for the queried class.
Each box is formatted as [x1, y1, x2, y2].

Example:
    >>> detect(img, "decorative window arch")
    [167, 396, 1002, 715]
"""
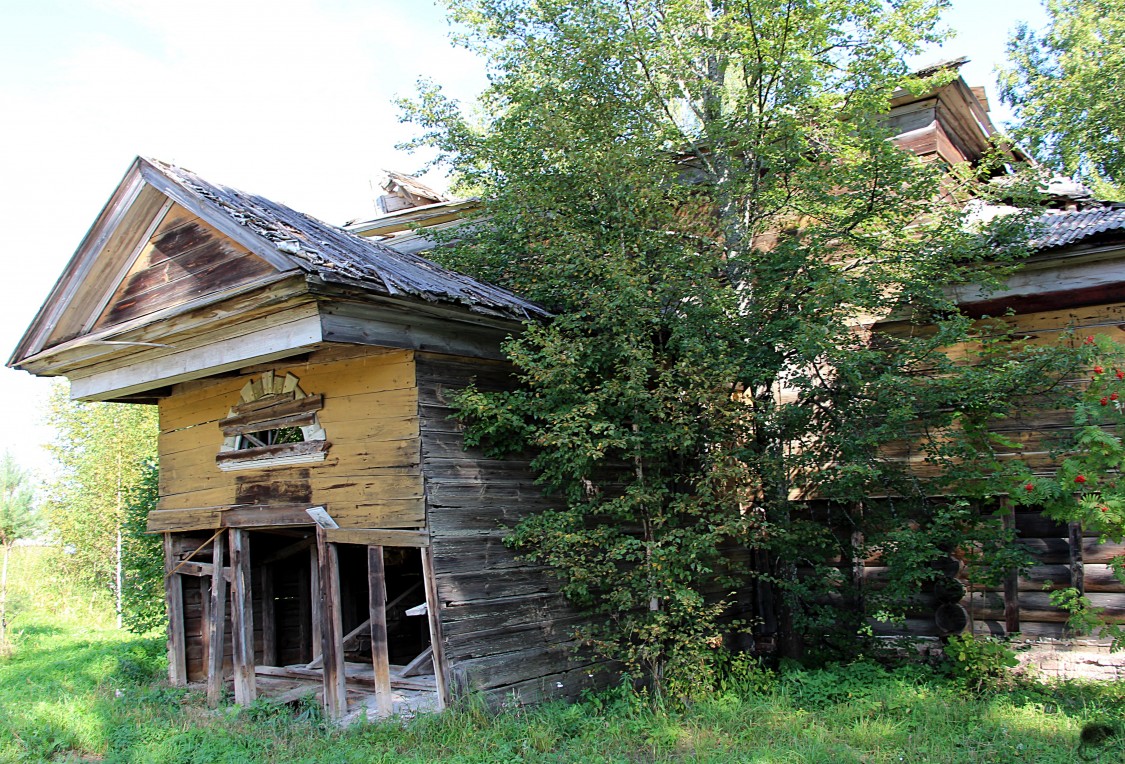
[216, 371, 329, 471]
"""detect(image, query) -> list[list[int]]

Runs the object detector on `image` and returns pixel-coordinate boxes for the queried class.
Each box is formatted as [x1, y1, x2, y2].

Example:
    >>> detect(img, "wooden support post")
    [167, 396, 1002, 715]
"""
[162, 534, 187, 686]
[1069, 521, 1085, 594]
[199, 575, 211, 677]
[420, 546, 449, 710]
[310, 545, 322, 663]
[260, 564, 276, 667]
[1003, 502, 1020, 634]
[317, 530, 347, 720]
[206, 530, 228, 708]
[228, 528, 257, 705]
[368, 545, 393, 717]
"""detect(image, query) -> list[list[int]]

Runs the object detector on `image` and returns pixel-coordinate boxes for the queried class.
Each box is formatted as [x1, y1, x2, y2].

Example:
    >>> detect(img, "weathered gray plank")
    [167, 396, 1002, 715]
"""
[206, 531, 227, 707]
[228, 528, 257, 705]
[162, 534, 188, 685]
[368, 545, 393, 717]
[317, 534, 346, 720]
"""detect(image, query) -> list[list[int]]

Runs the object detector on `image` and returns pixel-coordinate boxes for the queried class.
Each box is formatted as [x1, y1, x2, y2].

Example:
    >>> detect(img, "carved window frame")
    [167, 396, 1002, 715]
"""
[216, 371, 329, 472]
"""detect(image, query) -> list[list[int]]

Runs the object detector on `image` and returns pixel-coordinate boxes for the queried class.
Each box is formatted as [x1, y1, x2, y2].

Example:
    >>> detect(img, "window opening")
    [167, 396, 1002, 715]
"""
[216, 371, 328, 471]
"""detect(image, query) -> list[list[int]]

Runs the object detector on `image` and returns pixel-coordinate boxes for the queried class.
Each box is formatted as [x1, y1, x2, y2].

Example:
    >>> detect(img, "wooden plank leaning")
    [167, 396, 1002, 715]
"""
[206, 529, 227, 708]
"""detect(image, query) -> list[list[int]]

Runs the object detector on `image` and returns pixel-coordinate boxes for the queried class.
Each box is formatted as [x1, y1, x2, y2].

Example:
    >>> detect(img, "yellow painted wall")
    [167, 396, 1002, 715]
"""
[155, 346, 424, 529]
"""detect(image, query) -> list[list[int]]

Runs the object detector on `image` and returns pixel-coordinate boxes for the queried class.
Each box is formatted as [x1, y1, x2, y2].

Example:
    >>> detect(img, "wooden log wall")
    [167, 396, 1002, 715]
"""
[868, 284, 1125, 640]
[416, 352, 602, 705]
[152, 345, 424, 531]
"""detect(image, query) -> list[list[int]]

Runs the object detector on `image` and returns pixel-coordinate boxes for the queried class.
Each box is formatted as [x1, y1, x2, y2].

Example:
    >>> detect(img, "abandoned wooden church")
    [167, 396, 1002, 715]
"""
[11, 65, 1125, 719]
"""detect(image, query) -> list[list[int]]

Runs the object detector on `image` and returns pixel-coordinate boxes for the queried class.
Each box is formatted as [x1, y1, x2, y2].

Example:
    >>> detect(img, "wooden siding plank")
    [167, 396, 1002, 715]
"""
[71, 308, 324, 400]
[324, 528, 428, 547]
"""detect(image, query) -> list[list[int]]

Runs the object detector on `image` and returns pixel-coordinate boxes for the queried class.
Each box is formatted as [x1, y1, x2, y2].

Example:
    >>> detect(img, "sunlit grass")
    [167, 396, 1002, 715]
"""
[2, 546, 1125, 762]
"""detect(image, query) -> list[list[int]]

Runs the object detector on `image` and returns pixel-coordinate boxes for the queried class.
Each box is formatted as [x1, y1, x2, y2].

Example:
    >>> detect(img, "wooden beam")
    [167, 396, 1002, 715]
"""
[368, 546, 394, 717]
[68, 310, 324, 401]
[400, 646, 434, 678]
[221, 504, 319, 528]
[228, 528, 257, 705]
[174, 561, 232, 581]
[162, 534, 187, 686]
[323, 528, 429, 547]
[317, 530, 347, 720]
[1003, 502, 1020, 634]
[421, 546, 449, 710]
[260, 564, 276, 667]
[206, 530, 227, 707]
[199, 575, 210, 681]
[219, 394, 323, 434]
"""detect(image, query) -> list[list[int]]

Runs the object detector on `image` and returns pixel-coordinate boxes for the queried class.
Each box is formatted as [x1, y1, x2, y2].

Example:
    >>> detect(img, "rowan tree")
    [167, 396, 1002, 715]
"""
[404, 0, 1083, 688]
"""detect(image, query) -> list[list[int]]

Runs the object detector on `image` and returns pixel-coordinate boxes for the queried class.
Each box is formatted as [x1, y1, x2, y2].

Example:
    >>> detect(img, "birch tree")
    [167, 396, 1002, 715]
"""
[44, 383, 158, 627]
[0, 454, 37, 646]
[1000, 0, 1125, 195]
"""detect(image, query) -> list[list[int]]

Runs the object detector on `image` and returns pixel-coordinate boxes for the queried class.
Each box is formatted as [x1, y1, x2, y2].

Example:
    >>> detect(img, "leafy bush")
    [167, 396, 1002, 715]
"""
[943, 634, 1019, 692]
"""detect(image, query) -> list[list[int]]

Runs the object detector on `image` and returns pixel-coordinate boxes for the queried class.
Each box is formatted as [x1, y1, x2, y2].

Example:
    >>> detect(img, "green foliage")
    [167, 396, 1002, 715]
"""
[43, 381, 158, 621]
[1048, 587, 1105, 637]
[120, 460, 164, 634]
[4, 574, 1123, 764]
[1007, 336, 1125, 645]
[0, 453, 39, 647]
[0, 453, 37, 550]
[1000, 0, 1125, 195]
[943, 634, 1019, 693]
[403, 0, 1088, 684]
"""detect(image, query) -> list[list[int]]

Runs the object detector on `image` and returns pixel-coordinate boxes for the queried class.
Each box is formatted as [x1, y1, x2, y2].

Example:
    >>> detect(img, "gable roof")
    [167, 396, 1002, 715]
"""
[143, 159, 545, 319]
[10, 157, 547, 370]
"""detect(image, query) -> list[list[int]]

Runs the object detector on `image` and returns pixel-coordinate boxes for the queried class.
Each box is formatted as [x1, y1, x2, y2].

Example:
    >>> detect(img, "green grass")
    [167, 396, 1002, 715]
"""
[2, 546, 1125, 762]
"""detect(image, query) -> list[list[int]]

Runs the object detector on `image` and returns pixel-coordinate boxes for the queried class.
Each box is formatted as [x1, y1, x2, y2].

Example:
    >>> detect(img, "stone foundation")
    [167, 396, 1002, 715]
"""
[1012, 639, 1125, 681]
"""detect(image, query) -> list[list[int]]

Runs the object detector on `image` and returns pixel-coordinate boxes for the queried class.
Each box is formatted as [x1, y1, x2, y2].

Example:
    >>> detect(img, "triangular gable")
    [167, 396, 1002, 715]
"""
[90, 202, 278, 331]
[10, 157, 302, 368]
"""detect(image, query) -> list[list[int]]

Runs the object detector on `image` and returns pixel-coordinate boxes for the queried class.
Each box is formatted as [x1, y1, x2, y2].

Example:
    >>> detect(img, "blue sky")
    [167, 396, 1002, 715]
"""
[0, 0, 1049, 476]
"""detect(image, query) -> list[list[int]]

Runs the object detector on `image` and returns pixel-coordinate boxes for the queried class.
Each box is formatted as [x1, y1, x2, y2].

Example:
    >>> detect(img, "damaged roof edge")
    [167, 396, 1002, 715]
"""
[144, 158, 549, 323]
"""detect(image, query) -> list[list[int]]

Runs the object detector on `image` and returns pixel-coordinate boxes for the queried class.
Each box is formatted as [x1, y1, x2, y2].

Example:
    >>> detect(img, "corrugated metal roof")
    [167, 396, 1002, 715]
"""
[1032, 206, 1125, 250]
[148, 159, 548, 321]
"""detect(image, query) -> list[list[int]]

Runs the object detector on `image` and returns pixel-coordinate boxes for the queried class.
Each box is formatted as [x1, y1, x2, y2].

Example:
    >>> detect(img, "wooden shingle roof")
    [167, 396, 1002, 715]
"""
[148, 159, 546, 321]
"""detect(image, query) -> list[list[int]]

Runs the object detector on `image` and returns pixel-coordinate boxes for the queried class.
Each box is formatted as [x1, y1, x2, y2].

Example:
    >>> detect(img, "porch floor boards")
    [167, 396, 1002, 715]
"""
[251, 662, 439, 720]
